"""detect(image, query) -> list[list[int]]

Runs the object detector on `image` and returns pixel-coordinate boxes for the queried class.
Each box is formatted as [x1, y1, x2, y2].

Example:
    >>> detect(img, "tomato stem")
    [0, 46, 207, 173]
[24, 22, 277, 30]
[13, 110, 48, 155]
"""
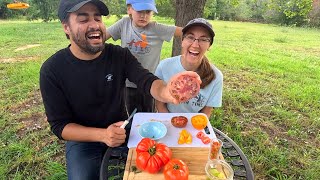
[148, 145, 156, 155]
[173, 164, 180, 170]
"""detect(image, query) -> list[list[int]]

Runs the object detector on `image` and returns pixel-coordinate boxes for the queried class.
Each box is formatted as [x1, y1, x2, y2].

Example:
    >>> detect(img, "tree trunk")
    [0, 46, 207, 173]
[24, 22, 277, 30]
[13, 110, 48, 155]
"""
[172, 0, 207, 56]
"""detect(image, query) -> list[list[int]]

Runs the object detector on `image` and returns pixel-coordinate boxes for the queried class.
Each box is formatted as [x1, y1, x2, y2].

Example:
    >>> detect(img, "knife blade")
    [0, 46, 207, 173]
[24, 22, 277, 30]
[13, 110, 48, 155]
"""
[120, 108, 137, 128]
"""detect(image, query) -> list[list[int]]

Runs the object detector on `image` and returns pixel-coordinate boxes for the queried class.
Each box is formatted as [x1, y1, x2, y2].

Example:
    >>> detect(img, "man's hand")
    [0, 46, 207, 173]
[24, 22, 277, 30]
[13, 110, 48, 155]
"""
[151, 71, 201, 104]
[101, 121, 126, 147]
[167, 71, 201, 103]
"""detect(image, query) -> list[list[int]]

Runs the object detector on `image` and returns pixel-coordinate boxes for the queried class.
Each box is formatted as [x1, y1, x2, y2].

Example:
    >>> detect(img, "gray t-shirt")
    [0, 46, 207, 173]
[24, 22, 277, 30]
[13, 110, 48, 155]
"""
[107, 16, 176, 88]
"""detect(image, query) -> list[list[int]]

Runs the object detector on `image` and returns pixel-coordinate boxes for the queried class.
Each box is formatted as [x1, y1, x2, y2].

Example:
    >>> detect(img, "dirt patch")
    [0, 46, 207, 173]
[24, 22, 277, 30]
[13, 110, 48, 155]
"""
[16, 112, 47, 138]
[9, 89, 43, 115]
[14, 44, 41, 52]
[8, 89, 47, 138]
[10, 89, 66, 164]
[0, 56, 39, 63]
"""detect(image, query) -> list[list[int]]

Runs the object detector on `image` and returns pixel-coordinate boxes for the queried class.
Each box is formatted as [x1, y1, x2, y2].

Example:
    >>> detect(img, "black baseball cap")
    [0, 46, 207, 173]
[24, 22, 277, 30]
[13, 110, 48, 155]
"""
[58, 0, 109, 22]
[182, 18, 215, 45]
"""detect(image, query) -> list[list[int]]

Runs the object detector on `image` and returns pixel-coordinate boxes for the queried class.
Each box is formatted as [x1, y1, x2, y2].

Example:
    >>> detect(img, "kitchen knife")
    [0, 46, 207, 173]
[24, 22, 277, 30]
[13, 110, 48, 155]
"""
[204, 126, 210, 134]
[120, 108, 137, 128]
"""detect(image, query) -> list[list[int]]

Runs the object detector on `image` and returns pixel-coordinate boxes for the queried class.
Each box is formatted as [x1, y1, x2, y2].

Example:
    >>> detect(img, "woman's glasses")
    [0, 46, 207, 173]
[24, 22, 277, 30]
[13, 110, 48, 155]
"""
[183, 34, 211, 45]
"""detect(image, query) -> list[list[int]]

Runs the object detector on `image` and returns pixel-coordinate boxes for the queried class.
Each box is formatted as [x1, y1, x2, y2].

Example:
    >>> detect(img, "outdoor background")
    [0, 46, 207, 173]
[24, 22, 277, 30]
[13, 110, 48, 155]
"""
[1, 0, 320, 180]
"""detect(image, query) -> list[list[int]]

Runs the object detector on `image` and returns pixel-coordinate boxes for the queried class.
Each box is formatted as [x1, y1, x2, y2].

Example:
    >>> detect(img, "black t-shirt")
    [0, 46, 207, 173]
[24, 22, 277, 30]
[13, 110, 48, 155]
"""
[40, 44, 158, 139]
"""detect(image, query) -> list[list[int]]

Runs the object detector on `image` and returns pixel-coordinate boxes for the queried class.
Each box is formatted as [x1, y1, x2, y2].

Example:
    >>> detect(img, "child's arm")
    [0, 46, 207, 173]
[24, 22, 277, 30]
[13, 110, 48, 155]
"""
[174, 26, 183, 37]
[200, 106, 213, 118]
[155, 100, 169, 113]
[105, 30, 112, 41]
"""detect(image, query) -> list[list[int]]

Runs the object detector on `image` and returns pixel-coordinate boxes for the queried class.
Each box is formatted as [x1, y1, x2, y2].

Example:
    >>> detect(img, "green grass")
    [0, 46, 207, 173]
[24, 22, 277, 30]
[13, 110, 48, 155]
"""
[0, 17, 319, 179]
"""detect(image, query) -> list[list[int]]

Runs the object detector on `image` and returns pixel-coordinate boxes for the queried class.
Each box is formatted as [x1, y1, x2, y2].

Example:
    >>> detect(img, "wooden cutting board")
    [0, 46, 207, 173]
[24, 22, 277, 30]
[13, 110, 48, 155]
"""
[123, 147, 224, 180]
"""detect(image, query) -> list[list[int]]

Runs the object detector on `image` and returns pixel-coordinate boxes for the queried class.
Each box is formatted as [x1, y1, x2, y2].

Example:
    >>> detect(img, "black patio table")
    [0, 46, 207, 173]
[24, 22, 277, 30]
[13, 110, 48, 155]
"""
[99, 127, 254, 180]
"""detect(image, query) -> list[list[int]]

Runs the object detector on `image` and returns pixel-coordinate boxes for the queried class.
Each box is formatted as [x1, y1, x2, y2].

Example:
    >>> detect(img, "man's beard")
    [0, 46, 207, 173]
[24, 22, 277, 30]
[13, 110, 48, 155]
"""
[71, 28, 106, 55]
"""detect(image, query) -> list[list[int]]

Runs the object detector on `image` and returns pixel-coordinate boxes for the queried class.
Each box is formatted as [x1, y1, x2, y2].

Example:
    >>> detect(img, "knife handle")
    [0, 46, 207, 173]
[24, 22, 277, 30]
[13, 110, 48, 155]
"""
[120, 120, 129, 129]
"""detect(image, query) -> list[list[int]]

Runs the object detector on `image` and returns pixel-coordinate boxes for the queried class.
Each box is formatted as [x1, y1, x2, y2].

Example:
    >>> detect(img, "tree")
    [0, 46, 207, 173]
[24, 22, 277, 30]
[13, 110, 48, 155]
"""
[26, 0, 59, 22]
[0, 0, 29, 19]
[268, 0, 313, 26]
[104, 0, 126, 19]
[157, 0, 176, 18]
[172, 0, 207, 56]
[308, 0, 320, 27]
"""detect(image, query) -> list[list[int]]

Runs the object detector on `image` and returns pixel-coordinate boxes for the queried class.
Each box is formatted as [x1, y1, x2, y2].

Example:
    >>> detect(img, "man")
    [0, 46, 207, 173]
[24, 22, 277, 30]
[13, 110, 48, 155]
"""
[39, 0, 199, 179]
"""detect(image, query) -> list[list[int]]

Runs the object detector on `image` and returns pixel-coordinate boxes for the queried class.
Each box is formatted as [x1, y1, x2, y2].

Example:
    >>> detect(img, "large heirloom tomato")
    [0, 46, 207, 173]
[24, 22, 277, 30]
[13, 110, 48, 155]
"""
[168, 72, 201, 103]
[163, 159, 189, 180]
[136, 138, 172, 173]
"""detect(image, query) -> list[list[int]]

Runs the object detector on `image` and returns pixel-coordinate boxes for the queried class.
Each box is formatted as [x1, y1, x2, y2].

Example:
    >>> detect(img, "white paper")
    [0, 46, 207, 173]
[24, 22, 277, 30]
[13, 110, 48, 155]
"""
[127, 113, 217, 148]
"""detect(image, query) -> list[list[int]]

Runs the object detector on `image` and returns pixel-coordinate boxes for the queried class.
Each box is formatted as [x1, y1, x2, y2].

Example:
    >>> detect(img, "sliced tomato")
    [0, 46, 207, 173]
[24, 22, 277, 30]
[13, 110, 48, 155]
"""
[196, 131, 205, 139]
[201, 137, 211, 144]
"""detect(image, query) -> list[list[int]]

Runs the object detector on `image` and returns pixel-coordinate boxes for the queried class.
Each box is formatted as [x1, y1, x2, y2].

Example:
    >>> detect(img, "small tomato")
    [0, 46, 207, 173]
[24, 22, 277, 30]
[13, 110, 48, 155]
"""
[178, 129, 192, 144]
[171, 116, 188, 128]
[196, 131, 205, 139]
[163, 159, 189, 180]
[201, 136, 211, 144]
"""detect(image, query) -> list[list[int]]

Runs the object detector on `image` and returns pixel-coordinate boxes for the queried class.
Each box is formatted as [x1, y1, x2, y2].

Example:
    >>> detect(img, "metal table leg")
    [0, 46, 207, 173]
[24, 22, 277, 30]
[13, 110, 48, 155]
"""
[213, 127, 254, 180]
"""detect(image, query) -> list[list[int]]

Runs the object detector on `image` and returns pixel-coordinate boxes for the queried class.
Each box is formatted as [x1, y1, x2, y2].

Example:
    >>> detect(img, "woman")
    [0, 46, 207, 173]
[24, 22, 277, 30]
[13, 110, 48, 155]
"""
[155, 18, 223, 118]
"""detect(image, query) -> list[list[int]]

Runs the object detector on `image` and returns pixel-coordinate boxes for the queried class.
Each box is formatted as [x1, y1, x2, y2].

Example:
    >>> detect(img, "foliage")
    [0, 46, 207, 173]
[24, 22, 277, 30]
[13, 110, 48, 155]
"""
[104, 0, 126, 19]
[204, 0, 217, 19]
[0, 0, 29, 19]
[156, 0, 176, 18]
[268, 0, 313, 26]
[1, 0, 319, 27]
[27, 0, 59, 22]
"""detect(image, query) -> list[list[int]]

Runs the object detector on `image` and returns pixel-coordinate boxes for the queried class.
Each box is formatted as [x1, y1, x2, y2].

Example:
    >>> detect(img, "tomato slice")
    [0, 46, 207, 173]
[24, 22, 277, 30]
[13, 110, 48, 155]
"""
[201, 137, 211, 144]
[196, 131, 205, 139]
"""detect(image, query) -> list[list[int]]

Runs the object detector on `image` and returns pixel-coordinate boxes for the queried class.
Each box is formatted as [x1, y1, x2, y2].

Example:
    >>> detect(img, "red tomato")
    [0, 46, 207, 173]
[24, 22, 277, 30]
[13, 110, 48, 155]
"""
[136, 138, 172, 173]
[196, 131, 205, 139]
[201, 136, 211, 144]
[163, 159, 189, 180]
[171, 116, 188, 128]
[169, 72, 201, 103]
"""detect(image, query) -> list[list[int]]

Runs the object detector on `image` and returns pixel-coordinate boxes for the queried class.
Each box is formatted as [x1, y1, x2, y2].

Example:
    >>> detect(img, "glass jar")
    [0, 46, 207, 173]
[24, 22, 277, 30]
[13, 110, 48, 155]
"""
[208, 138, 223, 160]
[205, 159, 234, 180]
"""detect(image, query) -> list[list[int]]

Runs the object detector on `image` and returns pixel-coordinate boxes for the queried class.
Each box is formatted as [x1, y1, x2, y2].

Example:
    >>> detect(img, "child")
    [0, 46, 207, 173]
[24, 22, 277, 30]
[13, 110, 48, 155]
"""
[106, 0, 182, 114]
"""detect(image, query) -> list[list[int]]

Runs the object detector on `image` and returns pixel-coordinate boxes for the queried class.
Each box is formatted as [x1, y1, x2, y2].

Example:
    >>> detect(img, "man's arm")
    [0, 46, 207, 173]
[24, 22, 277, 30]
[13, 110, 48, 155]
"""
[61, 122, 126, 147]
[150, 79, 178, 104]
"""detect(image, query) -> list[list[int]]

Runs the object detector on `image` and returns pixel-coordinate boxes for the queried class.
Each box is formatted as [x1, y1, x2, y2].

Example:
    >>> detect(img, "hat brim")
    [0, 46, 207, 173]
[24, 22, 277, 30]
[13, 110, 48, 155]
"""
[131, 3, 158, 13]
[182, 23, 215, 44]
[68, 0, 109, 16]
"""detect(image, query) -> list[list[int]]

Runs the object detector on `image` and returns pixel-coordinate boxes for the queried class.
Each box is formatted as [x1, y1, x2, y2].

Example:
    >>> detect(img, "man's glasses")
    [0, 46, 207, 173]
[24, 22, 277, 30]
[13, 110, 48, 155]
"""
[183, 34, 211, 45]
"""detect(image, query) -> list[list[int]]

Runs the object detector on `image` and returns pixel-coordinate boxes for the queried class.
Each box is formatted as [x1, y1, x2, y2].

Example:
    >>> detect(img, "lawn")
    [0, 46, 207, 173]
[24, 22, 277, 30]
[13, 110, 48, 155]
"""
[0, 16, 319, 179]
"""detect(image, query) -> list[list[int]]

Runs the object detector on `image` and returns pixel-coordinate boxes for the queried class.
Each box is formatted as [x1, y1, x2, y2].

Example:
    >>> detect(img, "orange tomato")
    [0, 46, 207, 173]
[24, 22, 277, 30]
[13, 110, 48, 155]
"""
[191, 115, 208, 130]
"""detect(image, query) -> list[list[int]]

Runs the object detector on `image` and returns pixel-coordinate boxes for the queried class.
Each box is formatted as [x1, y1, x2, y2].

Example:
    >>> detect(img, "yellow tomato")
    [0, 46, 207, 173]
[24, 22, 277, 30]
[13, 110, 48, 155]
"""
[191, 115, 208, 130]
[178, 129, 192, 144]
